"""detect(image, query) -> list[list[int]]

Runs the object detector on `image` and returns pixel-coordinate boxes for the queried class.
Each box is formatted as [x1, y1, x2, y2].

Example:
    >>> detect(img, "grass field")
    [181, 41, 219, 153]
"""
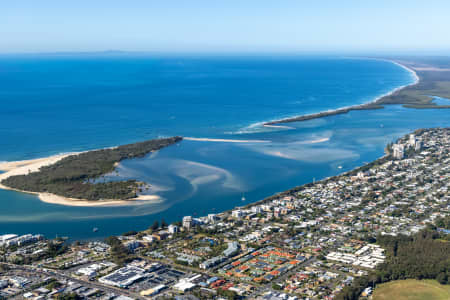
[373, 279, 450, 300]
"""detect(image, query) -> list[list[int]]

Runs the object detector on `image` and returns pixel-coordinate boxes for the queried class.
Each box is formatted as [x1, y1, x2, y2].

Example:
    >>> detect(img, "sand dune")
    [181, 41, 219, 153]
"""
[0, 153, 162, 207]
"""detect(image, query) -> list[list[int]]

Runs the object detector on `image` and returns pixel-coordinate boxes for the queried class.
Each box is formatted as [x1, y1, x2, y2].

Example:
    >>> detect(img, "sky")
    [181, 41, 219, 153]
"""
[1, 1, 450, 54]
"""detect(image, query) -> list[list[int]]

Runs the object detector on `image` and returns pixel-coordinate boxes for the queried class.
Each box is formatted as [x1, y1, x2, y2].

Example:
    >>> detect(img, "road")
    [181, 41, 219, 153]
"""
[1, 262, 145, 299]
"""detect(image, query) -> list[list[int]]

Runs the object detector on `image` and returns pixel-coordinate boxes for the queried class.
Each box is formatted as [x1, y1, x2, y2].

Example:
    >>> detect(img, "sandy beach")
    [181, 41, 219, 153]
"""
[411, 66, 450, 72]
[0, 154, 73, 192]
[263, 124, 295, 130]
[0, 153, 162, 207]
[0, 154, 72, 173]
[263, 59, 420, 126]
[37, 193, 162, 207]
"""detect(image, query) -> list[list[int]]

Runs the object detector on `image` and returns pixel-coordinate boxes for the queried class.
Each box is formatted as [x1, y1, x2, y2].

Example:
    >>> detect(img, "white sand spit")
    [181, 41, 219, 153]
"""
[0, 153, 162, 207]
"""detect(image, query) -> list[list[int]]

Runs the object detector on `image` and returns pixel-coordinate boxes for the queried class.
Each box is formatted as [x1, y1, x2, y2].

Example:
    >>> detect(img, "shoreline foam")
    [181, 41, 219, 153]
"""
[262, 59, 420, 126]
[0, 59, 422, 207]
[184, 137, 270, 143]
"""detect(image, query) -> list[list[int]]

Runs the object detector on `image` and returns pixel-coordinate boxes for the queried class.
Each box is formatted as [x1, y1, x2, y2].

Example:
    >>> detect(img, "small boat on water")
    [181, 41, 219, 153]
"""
[241, 194, 246, 201]
[338, 165, 343, 169]
[92, 227, 98, 233]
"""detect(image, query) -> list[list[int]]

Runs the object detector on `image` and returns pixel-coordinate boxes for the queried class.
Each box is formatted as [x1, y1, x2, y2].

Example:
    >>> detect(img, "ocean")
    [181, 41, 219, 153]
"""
[0, 54, 448, 240]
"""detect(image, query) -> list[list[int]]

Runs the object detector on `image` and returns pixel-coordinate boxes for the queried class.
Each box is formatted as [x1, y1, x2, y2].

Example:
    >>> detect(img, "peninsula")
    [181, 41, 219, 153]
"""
[2, 128, 448, 300]
[0, 136, 182, 203]
[264, 58, 450, 126]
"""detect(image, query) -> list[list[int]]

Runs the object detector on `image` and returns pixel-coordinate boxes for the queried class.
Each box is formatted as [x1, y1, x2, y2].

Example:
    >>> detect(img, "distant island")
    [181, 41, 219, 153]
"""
[265, 58, 450, 126]
[0, 137, 182, 203]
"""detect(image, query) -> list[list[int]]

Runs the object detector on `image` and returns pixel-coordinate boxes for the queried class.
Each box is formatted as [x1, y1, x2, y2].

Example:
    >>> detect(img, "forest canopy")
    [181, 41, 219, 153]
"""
[1, 136, 182, 200]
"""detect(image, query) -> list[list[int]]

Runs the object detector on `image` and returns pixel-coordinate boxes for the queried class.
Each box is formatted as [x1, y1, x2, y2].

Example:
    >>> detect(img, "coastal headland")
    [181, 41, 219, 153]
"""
[1, 57, 449, 209]
[0, 137, 182, 206]
[264, 58, 450, 126]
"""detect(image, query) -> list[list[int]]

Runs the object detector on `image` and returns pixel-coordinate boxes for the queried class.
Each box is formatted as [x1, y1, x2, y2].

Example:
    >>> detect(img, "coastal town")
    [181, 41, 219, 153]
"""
[0, 127, 449, 300]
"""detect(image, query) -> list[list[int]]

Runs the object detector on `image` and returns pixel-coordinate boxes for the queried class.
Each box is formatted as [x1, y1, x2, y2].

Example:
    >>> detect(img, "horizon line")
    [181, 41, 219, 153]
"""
[1, 49, 450, 57]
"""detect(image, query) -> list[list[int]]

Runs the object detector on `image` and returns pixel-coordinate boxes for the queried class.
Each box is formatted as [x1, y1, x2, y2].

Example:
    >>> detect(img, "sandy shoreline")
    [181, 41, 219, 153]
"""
[263, 59, 420, 126]
[0, 154, 73, 173]
[0, 59, 423, 207]
[0, 153, 162, 207]
[263, 124, 295, 130]
[37, 193, 162, 207]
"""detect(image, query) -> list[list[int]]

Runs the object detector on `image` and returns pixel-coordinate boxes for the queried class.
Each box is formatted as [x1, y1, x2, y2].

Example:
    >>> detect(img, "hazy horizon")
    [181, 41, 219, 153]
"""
[2, 1, 450, 54]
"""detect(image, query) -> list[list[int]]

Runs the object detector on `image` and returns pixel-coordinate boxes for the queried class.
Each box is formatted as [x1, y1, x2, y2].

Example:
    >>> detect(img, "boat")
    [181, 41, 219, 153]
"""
[92, 227, 98, 233]
[241, 194, 246, 201]
[338, 166, 343, 169]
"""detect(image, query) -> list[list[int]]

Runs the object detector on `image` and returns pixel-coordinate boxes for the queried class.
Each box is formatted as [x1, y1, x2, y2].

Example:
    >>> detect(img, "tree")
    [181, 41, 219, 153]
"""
[272, 283, 282, 290]
[337, 228, 450, 300]
[122, 230, 137, 236]
[1, 137, 182, 201]
[217, 289, 239, 300]
[436, 272, 448, 285]
[105, 236, 130, 265]
[57, 293, 82, 300]
[47, 241, 68, 257]
[161, 218, 168, 228]
[46, 280, 61, 291]
[151, 220, 159, 231]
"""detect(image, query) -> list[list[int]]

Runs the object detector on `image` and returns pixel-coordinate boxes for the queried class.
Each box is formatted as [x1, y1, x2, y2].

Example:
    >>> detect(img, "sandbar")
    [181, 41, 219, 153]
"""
[37, 193, 162, 207]
[184, 137, 271, 143]
[263, 59, 420, 126]
[0, 153, 162, 207]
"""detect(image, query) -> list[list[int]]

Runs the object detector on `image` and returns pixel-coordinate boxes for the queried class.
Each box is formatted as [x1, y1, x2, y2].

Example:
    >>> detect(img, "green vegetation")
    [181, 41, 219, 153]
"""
[105, 236, 133, 265]
[217, 289, 240, 300]
[373, 279, 450, 300]
[376, 229, 450, 283]
[1, 136, 182, 200]
[380, 62, 450, 108]
[336, 228, 450, 300]
[122, 230, 138, 236]
[56, 292, 83, 300]
[46, 280, 62, 291]
[151, 220, 160, 231]
[47, 241, 69, 258]
[265, 58, 450, 126]
[435, 216, 450, 230]
[272, 283, 283, 290]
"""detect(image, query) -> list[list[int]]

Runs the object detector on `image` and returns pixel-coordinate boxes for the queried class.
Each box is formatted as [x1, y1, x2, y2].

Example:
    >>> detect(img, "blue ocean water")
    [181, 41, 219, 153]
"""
[0, 55, 411, 160]
[432, 96, 450, 105]
[2, 54, 448, 240]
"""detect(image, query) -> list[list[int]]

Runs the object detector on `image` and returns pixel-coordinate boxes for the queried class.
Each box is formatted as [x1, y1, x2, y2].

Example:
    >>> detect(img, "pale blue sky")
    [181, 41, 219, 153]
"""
[1, 1, 449, 53]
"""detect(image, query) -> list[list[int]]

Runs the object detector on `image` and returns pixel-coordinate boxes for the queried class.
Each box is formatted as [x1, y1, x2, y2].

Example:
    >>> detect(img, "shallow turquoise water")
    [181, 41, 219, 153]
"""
[0, 55, 412, 160]
[2, 55, 447, 240]
[433, 96, 450, 105]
